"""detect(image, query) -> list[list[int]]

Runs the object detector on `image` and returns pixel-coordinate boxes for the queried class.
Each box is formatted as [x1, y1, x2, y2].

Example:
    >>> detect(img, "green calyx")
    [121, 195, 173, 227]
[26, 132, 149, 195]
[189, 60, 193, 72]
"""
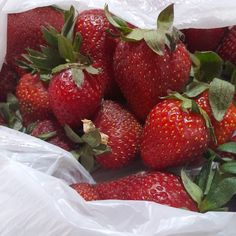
[17, 6, 98, 87]
[105, 4, 181, 55]
[0, 93, 24, 131]
[181, 142, 236, 213]
[64, 120, 111, 172]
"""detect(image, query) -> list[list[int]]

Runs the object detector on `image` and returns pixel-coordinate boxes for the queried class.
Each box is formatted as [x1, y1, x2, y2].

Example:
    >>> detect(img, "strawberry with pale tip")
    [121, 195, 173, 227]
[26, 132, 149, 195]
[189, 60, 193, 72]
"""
[105, 4, 191, 121]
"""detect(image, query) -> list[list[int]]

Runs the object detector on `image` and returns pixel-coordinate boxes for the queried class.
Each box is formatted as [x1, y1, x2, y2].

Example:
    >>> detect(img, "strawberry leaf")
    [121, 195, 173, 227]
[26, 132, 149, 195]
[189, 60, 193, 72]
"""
[64, 125, 83, 143]
[104, 4, 132, 35]
[217, 142, 236, 154]
[220, 162, 236, 175]
[184, 80, 209, 98]
[58, 35, 75, 62]
[199, 177, 236, 212]
[82, 129, 102, 148]
[42, 25, 59, 48]
[62, 6, 75, 40]
[193, 52, 223, 83]
[79, 146, 95, 172]
[144, 30, 165, 55]
[157, 4, 174, 31]
[209, 78, 235, 121]
[195, 159, 213, 194]
[37, 131, 57, 141]
[181, 170, 203, 206]
[125, 29, 146, 41]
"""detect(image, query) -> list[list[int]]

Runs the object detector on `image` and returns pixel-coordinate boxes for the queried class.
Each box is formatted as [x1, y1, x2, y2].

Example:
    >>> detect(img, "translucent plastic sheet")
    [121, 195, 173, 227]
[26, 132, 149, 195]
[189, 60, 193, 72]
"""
[0, 0, 236, 235]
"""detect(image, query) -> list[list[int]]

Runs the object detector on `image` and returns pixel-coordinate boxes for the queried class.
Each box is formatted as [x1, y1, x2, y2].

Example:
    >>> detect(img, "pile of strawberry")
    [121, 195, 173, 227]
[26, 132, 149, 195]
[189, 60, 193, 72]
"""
[0, 4, 236, 213]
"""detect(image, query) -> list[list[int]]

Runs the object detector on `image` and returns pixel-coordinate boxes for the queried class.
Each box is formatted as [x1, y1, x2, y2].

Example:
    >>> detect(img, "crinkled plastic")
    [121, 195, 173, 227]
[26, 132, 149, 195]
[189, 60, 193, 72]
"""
[0, 0, 236, 235]
[0, 127, 236, 236]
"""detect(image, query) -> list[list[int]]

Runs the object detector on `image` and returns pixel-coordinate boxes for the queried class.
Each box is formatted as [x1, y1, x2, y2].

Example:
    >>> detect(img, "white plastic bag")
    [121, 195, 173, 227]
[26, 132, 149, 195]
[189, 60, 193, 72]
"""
[0, 128, 236, 236]
[0, 0, 236, 235]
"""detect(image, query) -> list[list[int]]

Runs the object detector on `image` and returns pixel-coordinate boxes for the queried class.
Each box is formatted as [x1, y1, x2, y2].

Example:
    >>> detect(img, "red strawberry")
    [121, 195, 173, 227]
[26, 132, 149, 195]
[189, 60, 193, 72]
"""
[31, 119, 74, 151]
[108, 5, 191, 121]
[140, 99, 209, 169]
[217, 26, 236, 65]
[182, 28, 227, 53]
[6, 6, 64, 74]
[95, 171, 197, 211]
[195, 91, 236, 146]
[75, 9, 121, 98]
[0, 64, 18, 102]
[49, 67, 103, 127]
[19, 7, 104, 128]
[16, 73, 53, 126]
[70, 183, 100, 201]
[93, 100, 142, 169]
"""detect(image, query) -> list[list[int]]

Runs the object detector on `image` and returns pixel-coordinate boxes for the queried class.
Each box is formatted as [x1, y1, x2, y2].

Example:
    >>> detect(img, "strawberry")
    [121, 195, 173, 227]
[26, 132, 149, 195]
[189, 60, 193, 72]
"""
[0, 64, 18, 102]
[140, 99, 209, 169]
[182, 28, 227, 53]
[19, 7, 104, 128]
[31, 119, 74, 151]
[49, 67, 103, 127]
[106, 5, 191, 121]
[6, 6, 64, 74]
[70, 183, 100, 201]
[0, 115, 5, 126]
[95, 171, 197, 211]
[217, 26, 236, 65]
[75, 9, 121, 98]
[93, 100, 142, 169]
[195, 90, 236, 146]
[16, 73, 53, 126]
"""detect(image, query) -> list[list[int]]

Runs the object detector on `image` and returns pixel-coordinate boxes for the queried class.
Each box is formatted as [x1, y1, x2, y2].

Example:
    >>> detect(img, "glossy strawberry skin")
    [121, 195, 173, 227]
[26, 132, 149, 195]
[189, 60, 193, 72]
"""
[217, 26, 236, 65]
[95, 171, 197, 211]
[70, 183, 100, 201]
[75, 9, 120, 98]
[93, 100, 142, 169]
[48, 69, 103, 127]
[113, 41, 191, 121]
[182, 28, 227, 53]
[6, 7, 64, 74]
[140, 99, 209, 169]
[0, 64, 18, 102]
[195, 91, 236, 146]
[31, 119, 74, 151]
[16, 73, 53, 126]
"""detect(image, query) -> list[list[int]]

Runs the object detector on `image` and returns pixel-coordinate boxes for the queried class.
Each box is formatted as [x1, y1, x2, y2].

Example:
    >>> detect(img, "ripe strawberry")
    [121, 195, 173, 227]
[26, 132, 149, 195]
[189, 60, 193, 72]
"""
[6, 6, 64, 74]
[195, 91, 236, 146]
[20, 7, 104, 128]
[93, 100, 142, 169]
[75, 9, 121, 98]
[182, 28, 227, 53]
[95, 171, 197, 211]
[49, 67, 103, 127]
[217, 26, 236, 65]
[140, 99, 209, 169]
[31, 119, 74, 151]
[70, 183, 100, 201]
[16, 73, 53, 126]
[0, 64, 18, 102]
[108, 5, 191, 121]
